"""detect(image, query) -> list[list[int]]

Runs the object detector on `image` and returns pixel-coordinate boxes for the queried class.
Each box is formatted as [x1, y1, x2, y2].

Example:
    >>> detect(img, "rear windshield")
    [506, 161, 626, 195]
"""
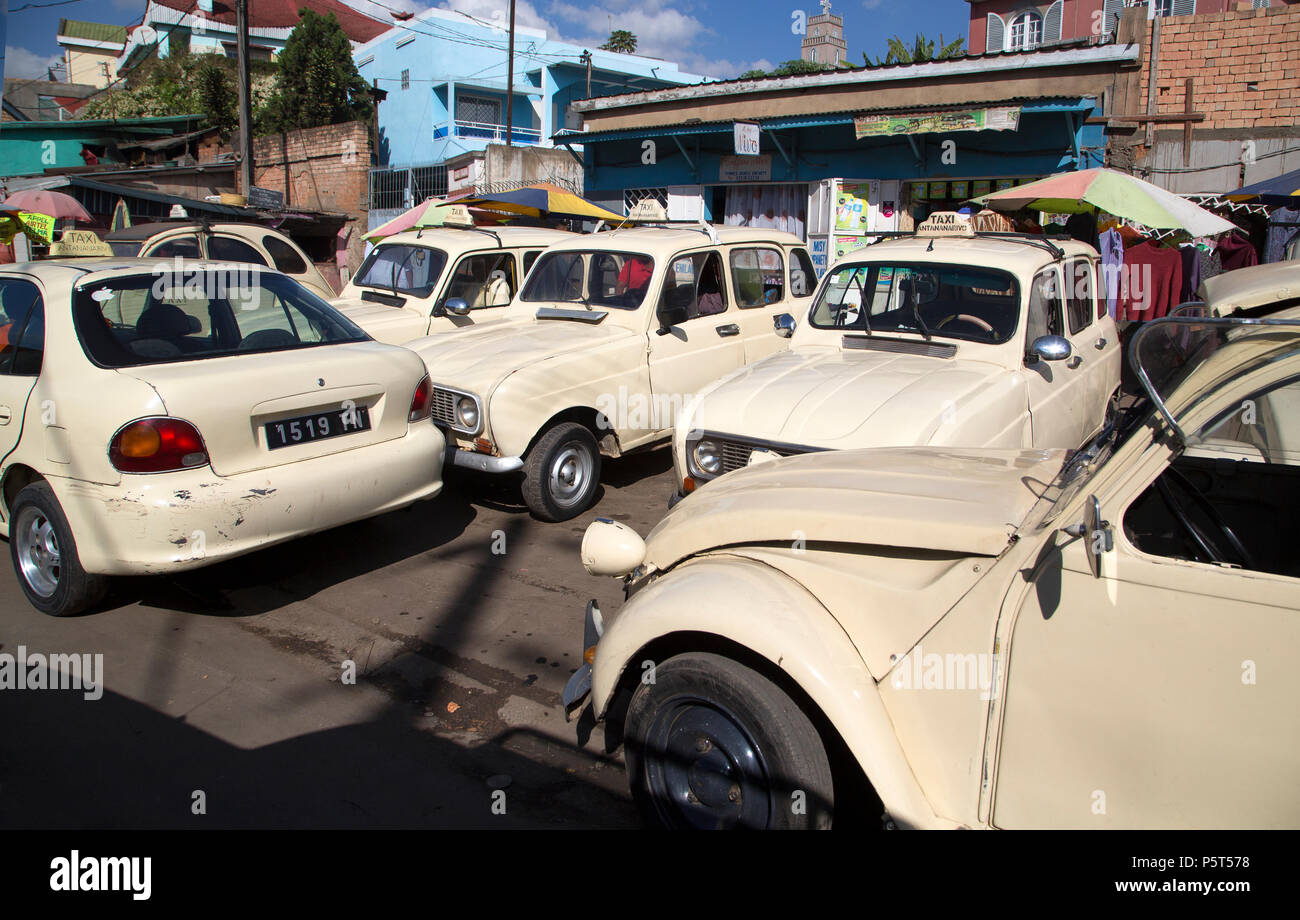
[810, 262, 1021, 345]
[74, 268, 369, 367]
[353, 243, 447, 297]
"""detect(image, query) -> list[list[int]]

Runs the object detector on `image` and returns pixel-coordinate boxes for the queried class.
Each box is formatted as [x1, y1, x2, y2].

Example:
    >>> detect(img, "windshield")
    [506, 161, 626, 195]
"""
[521, 250, 654, 310]
[74, 268, 369, 367]
[810, 262, 1020, 345]
[353, 244, 447, 297]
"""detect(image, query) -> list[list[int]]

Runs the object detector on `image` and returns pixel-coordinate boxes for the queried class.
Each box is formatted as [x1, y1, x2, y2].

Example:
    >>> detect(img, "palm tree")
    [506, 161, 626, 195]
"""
[865, 33, 965, 66]
[600, 30, 638, 54]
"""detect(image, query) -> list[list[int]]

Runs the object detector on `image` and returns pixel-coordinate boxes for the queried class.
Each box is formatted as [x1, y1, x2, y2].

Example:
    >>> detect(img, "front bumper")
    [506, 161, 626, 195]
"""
[54, 422, 445, 576]
[562, 599, 604, 719]
[447, 444, 523, 474]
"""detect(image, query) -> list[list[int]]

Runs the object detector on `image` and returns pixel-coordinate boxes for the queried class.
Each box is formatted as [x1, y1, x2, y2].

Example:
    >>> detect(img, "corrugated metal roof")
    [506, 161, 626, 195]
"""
[57, 18, 129, 45]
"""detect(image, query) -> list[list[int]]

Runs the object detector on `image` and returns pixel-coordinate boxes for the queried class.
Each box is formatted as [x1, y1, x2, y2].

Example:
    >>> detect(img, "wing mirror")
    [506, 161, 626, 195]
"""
[444, 297, 472, 317]
[774, 313, 796, 338]
[1064, 494, 1113, 578]
[1027, 334, 1072, 364]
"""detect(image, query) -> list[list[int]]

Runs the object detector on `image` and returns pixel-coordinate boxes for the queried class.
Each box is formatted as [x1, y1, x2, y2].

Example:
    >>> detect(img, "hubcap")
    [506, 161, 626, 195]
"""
[15, 507, 61, 598]
[547, 444, 593, 508]
[644, 698, 773, 830]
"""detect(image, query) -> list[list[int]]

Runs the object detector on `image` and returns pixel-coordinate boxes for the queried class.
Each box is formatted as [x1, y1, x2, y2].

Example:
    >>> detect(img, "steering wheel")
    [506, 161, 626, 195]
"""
[935, 313, 995, 333]
[1153, 467, 1258, 569]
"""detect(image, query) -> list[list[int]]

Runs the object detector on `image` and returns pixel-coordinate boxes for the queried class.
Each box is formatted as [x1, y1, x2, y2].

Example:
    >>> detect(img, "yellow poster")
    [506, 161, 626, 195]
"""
[18, 212, 55, 243]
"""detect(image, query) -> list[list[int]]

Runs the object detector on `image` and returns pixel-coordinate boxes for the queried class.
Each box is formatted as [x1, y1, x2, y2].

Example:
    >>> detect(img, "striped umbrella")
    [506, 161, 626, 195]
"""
[448, 182, 622, 222]
[1225, 168, 1300, 206]
[363, 193, 495, 241]
[971, 168, 1235, 237]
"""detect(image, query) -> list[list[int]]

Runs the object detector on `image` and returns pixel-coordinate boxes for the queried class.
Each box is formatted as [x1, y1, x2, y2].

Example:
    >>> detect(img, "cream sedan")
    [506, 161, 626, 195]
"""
[0, 259, 444, 616]
[572, 285, 1300, 829]
[673, 230, 1120, 500]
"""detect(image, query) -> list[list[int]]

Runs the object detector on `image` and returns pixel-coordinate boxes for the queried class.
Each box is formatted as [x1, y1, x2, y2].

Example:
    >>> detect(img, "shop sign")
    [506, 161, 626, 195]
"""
[719, 154, 771, 182]
[809, 238, 828, 275]
[733, 121, 761, 156]
[18, 212, 54, 243]
[854, 106, 1021, 140]
[248, 186, 284, 210]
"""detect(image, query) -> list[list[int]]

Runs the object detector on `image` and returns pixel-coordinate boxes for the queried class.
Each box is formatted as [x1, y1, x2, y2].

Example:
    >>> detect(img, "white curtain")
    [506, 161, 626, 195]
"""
[724, 185, 806, 239]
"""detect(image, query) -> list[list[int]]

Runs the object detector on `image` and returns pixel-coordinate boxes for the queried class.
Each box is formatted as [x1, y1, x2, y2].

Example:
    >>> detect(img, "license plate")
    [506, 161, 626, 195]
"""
[265, 406, 371, 450]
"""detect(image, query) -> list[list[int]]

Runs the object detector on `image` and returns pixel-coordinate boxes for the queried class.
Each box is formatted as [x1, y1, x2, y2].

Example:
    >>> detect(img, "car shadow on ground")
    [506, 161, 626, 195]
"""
[107, 484, 480, 618]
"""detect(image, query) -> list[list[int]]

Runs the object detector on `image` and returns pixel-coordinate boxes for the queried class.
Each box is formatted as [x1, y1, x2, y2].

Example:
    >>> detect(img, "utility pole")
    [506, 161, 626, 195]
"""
[581, 50, 592, 99]
[236, 0, 253, 196]
[504, 0, 516, 146]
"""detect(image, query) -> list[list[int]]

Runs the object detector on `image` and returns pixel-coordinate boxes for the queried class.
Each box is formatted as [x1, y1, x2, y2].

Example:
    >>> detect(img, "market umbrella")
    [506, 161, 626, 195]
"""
[448, 182, 622, 222]
[362, 192, 491, 241]
[970, 167, 1236, 237]
[1225, 167, 1300, 207]
[0, 189, 92, 222]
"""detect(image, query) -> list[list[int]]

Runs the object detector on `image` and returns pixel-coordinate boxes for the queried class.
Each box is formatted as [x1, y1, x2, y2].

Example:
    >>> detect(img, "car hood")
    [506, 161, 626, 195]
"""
[406, 318, 640, 396]
[646, 445, 1068, 569]
[691, 345, 1009, 447]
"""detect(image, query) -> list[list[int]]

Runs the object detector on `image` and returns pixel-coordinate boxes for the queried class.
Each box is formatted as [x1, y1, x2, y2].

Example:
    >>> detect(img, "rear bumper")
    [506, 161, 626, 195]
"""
[53, 423, 445, 576]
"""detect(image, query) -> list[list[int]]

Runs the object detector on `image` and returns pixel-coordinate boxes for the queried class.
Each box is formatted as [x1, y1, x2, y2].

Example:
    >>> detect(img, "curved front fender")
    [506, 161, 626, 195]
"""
[592, 553, 947, 829]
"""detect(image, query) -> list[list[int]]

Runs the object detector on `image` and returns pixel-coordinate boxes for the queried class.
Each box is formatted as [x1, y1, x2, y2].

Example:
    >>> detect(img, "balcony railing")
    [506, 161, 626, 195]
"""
[433, 120, 542, 144]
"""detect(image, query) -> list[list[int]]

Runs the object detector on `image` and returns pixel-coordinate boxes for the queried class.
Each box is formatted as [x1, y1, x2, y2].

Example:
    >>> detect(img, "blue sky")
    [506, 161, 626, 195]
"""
[4, 0, 974, 82]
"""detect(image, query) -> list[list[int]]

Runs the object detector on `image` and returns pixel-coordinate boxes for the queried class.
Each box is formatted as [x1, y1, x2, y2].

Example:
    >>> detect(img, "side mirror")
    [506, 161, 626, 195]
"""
[1027, 334, 1072, 364]
[444, 297, 472, 317]
[657, 304, 687, 335]
[1064, 494, 1113, 578]
[774, 313, 796, 338]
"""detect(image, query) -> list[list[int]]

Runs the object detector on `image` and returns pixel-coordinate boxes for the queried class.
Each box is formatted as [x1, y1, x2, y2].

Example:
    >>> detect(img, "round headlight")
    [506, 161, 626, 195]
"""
[693, 440, 722, 475]
[456, 397, 479, 430]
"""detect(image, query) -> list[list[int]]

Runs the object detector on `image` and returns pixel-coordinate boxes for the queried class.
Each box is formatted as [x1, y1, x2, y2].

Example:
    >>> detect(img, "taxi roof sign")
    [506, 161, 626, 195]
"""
[916, 211, 975, 238]
[441, 204, 474, 228]
[49, 229, 113, 257]
[627, 199, 668, 222]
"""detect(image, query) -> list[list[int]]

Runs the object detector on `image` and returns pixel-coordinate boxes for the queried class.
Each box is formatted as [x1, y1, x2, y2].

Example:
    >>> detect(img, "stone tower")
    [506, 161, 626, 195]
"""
[801, 0, 847, 66]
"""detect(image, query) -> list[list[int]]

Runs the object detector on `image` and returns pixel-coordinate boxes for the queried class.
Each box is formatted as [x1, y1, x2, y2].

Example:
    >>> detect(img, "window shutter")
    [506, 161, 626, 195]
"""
[1102, 0, 1124, 36]
[986, 13, 1005, 53]
[1044, 0, 1064, 43]
[1171, 0, 1197, 15]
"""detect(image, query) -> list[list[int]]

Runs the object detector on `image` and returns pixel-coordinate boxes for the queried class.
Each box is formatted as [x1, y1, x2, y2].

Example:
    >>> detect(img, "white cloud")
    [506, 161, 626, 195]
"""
[4, 45, 63, 80]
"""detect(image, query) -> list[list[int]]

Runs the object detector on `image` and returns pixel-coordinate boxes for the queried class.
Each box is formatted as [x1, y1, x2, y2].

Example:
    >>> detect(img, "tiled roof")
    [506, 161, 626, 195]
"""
[151, 0, 388, 42]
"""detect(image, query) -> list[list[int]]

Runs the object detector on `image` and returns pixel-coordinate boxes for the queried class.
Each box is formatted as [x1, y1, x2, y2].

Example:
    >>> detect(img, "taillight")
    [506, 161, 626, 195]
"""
[109, 418, 209, 473]
[409, 375, 433, 423]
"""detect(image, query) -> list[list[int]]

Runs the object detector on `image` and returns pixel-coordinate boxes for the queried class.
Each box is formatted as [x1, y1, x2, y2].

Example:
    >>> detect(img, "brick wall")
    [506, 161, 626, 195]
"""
[1140, 5, 1300, 131]
[251, 121, 371, 271]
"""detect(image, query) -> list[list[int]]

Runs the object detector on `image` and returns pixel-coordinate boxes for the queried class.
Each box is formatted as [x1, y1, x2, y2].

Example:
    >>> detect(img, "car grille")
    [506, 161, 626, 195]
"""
[431, 387, 458, 428]
[715, 438, 807, 475]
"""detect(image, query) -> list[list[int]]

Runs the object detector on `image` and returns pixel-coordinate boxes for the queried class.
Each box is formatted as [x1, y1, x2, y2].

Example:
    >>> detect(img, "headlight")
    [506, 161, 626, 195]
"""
[693, 439, 722, 475]
[456, 396, 479, 430]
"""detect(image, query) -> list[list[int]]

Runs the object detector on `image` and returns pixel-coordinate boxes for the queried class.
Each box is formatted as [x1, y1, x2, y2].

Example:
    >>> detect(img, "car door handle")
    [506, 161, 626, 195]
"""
[1067, 356, 1083, 369]
[715, 324, 740, 337]
[0, 406, 10, 425]
[1094, 337, 1107, 350]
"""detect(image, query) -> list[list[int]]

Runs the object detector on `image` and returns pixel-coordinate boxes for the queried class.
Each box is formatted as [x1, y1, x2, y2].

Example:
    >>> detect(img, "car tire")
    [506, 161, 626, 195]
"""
[624, 652, 835, 830]
[8, 482, 107, 617]
[521, 422, 601, 522]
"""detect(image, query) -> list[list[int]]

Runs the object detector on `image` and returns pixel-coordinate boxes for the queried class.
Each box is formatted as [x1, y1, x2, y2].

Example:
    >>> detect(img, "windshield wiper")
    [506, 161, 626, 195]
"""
[907, 277, 932, 342]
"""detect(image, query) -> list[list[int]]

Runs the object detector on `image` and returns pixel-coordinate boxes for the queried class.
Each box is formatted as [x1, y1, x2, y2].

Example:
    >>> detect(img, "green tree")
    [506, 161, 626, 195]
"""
[599, 30, 638, 53]
[79, 54, 260, 139]
[263, 9, 373, 131]
[865, 33, 965, 66]
[739, 58, 831, 79]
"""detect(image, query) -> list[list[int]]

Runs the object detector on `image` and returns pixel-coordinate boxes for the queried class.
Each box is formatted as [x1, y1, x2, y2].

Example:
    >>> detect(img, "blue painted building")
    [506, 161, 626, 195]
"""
[565, 40, 1138, 273]
[353, 8, 703, 179]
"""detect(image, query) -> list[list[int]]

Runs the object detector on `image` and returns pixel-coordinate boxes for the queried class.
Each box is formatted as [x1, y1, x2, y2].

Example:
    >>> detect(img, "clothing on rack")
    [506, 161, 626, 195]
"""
[1197, 246, 1223, 285]
[1178, 244, 1201, 304]
[1120, 241, 1183, 322]
[1216, 230, 1259, 272]
[1099, 227, 1124, 319]
[1065, 211, 1099, 250]
[972, 209, 1015, 233]
[1265, 206, 1300, 263]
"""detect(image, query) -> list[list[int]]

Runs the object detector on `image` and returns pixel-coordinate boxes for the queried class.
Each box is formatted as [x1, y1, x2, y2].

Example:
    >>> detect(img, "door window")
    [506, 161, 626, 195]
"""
[440, 252, 519, 309]
[0, 279, 45, 376]
[1026, 268, 1065, 345]
[657, 250, 728, 324]
[263, 235, 308, 274]
[523, 250, 542, 275]
[730, 248, 785, 308]
[1065, 259, 1094, 335]
[789, 248, 816, 297]
[209, 235, 270, 266]
[145, 235, 201, 259]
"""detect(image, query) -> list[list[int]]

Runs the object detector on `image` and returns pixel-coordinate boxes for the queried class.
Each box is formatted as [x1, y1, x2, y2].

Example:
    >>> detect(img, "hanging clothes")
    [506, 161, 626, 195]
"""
[1099, 227, 1124, 320]
[1216, 230, 1259, 272]
[1197, 245, 1223, 284]
[1065, 211, 1099, 250]
[1178, 244, 1201, 304]
[1120, 241, 1183, 322]
[1265, 206, 1300, 263]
